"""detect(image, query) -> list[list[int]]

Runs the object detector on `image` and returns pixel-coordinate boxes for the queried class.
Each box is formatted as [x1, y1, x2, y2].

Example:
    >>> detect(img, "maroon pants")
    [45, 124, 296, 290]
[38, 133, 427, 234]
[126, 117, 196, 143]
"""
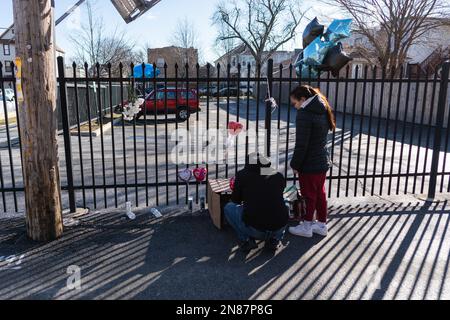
[298, 172, 328, 223]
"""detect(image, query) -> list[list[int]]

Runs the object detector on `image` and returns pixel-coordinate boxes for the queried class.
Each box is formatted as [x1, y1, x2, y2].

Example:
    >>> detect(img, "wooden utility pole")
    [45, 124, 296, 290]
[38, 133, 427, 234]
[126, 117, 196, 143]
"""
[13, 0, 63, 241]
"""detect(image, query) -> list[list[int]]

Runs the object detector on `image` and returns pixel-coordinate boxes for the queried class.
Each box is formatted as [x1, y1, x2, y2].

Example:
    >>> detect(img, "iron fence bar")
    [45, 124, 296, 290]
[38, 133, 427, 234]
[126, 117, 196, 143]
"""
[175, 64, 180, 204]
[11, 62, 25, 208]
[235, 63, 241, 177]
[276, 63, 283, 172]
[95, 63, 107, 208]
[0, 62, 18, 212]
[345, 65, 359, 196]
[284, 65, 293, 182]
[119, 63, 128, 203]
[396, 67, 413, 194]
[337, 66, 350, 197]
[152, 63, 158, 206]
[256, 63, 261, 155]
[215, 64, 220, 179]
[195, 63, 200, 203]
[355, 66, 368, 196]
[205, 64, 210, 201]
[107, 64, 117, 208]
[428, 61, 450, 200]
[73, 63, 86, 208]
[371, 68, 386, 196]
[328, 70, 339, 197]
[57, 57, 76, 212]
[164, 63, 169, 205]
[387, 66, 404, 195]
[84, 62, 97, 208]
[143, 64, 149, 207]
[379, 68, 395, 195]
[363, 67, 377, 196]
[413, 69, 429, 194]
[185, 63, 190, 204]
[131, 64, 139, 207]
[245, 63, 251, 162]
[421, 69, 438, 194]
[265, 59, 274, 158]
[404, 70, 421, 194]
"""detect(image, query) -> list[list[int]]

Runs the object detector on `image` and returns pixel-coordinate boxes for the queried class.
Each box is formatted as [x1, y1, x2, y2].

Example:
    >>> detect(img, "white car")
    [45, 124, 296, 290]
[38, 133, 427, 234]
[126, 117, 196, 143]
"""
[0, 88, 15, 102]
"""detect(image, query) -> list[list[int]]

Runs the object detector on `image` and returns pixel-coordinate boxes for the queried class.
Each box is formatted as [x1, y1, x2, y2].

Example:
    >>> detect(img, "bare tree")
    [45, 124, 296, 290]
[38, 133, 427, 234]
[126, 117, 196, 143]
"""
[69, 0, 143, 76]
[171, 17, 201, 74]
[214, 19, 237, 66]
[213, 0, 304, 68]
[329, 0, 450, 74]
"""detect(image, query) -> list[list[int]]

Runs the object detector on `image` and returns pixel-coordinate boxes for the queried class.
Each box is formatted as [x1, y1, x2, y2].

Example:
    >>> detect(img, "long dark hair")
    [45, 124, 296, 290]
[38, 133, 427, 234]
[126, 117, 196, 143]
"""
[290, 85, 336, 131]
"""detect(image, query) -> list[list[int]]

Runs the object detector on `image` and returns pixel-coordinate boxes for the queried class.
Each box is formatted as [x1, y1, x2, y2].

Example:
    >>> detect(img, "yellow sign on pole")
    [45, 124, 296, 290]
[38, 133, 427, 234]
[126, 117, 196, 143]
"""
[15, 57, 24, 103]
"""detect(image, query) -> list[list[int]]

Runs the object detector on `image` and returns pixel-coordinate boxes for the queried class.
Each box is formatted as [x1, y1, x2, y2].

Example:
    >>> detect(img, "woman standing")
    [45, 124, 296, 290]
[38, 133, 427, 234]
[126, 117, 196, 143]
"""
[288, 85, 336, 238]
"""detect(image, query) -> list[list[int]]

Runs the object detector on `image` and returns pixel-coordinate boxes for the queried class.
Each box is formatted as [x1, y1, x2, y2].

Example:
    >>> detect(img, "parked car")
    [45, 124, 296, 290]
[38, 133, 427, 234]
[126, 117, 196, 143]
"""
[136, 87, 200, 121]
[211, 87, 242, 97]
[0, 88, 15, 102]
[239, 85, 254, 95]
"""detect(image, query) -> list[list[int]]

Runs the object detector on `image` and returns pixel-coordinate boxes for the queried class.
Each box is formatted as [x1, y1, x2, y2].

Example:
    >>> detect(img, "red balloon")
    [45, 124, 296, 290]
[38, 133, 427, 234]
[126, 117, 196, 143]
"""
[193, 167, 207, 182]
[228, 122, 244, 136]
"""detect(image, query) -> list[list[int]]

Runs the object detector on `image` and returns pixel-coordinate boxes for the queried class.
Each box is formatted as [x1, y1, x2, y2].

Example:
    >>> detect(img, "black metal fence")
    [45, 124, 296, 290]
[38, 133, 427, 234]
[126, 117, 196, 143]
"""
[0, 57, 449, 213]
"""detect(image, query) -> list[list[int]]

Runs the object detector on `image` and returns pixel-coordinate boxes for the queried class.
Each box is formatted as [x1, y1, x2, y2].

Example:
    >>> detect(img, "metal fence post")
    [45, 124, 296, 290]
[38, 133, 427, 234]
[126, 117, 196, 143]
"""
[428, 61, 450, 201]
[265, 59, 274, 158]
[57, 56, 76, 212]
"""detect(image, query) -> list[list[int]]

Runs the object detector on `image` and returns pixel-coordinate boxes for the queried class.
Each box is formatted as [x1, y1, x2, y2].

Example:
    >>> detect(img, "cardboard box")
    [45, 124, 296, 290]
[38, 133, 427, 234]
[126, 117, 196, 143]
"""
[207, 179, 232, 229]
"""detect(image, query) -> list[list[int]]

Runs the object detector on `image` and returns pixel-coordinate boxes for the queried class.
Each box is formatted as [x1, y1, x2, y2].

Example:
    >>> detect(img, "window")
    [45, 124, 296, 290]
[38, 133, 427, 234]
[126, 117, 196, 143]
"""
[178, 91, 195, 100]
[156, 58, 165, 68]
[3, 44, 10, 56]
[4, 61, 13, 73]
[153, 91, 176, 100]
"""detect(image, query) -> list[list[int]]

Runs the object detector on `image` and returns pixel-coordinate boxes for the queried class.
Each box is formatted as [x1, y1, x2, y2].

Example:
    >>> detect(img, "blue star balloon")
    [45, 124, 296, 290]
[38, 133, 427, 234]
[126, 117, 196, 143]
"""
[303, 36, 333, 66]
[324, 19, 353, 43]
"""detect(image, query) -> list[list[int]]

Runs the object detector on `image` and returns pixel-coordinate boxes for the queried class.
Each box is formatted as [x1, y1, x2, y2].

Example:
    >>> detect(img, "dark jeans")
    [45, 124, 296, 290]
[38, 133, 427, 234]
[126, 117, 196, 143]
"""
[224, 202, 286, 242]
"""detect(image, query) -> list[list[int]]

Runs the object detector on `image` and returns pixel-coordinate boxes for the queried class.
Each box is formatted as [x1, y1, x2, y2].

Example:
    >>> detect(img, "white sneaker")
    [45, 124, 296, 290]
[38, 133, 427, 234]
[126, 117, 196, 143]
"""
[289, 222, 313, 238]
[312, 222, 328, 236]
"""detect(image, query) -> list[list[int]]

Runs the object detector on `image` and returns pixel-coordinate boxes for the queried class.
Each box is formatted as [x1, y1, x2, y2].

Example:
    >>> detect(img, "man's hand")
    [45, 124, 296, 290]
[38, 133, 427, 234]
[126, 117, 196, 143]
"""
[292, 169, 299, 175]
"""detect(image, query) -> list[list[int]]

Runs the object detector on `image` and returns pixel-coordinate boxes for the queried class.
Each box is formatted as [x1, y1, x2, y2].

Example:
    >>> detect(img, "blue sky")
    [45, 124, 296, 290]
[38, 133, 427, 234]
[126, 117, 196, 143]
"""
[0, 0, 337, 63]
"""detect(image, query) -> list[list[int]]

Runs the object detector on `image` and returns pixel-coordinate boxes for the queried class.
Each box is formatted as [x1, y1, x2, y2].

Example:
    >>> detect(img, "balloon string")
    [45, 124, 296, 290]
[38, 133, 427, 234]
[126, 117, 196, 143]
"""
[265, 77, 278, 114]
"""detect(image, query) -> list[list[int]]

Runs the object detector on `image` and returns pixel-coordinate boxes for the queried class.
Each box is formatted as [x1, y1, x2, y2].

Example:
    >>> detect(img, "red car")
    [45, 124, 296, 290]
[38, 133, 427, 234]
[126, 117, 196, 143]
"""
[137, 87, 200, 121]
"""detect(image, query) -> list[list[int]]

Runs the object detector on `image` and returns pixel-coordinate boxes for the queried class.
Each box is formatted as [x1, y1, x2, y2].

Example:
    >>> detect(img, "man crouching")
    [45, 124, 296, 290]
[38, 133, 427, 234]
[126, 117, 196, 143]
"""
[224, 153, 288, 253]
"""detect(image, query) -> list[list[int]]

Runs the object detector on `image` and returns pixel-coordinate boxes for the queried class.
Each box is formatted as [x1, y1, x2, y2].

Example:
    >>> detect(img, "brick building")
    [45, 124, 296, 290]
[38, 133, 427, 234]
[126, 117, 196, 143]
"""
[148, 46, 199, 78]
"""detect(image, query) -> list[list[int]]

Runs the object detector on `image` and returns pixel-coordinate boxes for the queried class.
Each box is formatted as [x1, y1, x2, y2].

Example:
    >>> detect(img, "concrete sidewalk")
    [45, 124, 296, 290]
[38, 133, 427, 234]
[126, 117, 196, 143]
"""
[0, 194, 449, 300]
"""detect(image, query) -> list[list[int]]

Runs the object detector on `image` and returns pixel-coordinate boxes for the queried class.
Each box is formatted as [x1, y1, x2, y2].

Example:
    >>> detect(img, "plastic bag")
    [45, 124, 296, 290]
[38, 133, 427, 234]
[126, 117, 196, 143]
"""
[303, 17, 325, 48]
[303, 36, 333, 66]
[321, 42, 352, 77]
[324, 19, 353, 43]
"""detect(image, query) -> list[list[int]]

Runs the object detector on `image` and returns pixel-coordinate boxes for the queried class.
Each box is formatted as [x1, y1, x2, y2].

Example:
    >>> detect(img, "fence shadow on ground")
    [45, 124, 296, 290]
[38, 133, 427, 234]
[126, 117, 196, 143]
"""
[0, 200, 449, 300]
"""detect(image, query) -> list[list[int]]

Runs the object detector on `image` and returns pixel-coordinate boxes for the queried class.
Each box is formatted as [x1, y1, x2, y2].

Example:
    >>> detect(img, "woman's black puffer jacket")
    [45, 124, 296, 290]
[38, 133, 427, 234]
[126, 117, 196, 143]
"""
[290, 95, 331, 174]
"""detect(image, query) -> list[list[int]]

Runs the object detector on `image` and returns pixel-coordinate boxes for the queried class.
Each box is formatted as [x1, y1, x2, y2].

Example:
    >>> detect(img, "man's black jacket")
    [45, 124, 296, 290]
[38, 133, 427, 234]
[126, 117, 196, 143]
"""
[231, 164, 288, 231]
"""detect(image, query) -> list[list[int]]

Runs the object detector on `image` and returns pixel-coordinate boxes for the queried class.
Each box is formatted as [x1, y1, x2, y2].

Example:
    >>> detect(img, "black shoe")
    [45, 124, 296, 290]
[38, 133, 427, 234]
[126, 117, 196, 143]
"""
[264, 238, 280, 251]
[239, 239, 257, 252]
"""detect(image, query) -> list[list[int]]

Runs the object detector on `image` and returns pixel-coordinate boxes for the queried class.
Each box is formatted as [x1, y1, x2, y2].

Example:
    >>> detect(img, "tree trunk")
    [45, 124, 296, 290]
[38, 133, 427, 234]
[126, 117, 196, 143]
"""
[13, 0, 63, 241]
